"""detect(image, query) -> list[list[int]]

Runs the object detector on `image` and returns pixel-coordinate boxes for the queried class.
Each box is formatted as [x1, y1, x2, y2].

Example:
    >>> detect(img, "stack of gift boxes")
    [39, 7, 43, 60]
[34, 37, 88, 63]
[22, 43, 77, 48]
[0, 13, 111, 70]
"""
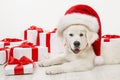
[0, 25, 64, 75]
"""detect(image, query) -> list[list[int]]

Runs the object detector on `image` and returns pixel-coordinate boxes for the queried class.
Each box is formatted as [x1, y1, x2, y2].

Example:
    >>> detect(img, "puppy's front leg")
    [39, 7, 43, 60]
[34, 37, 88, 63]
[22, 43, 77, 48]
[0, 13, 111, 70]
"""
[39, 54, 67, 67]
[46, 60, 94, 75]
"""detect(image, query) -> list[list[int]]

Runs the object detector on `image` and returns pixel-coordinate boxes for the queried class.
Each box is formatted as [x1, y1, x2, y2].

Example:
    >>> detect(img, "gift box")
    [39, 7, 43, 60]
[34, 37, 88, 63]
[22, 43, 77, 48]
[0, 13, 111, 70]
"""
[24, 25, 43, 45]
[102, 34, 120, 53]
[0, 48, 8, 64]
[9, 42, 48, 62]
[39, 28, 65, 53]
[0, 38, 25, 48]
[4, 56, 34, 75]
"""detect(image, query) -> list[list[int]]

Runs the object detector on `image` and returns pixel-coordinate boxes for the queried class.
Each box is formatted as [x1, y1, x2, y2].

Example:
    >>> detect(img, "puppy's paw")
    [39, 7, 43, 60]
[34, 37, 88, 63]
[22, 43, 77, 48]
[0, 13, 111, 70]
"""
[45, 66, 63, 75]
[38, 60, 51, 67]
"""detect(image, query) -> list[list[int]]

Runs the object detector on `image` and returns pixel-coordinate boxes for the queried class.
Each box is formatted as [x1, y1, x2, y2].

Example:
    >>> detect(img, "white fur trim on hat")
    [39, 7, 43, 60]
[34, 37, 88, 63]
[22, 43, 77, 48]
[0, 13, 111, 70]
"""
[57, 13, 99, 37]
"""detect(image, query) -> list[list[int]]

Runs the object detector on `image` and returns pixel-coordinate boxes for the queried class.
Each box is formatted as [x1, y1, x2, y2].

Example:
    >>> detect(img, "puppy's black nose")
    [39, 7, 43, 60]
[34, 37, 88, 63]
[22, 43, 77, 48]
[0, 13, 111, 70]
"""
[74, 41, 80, 47]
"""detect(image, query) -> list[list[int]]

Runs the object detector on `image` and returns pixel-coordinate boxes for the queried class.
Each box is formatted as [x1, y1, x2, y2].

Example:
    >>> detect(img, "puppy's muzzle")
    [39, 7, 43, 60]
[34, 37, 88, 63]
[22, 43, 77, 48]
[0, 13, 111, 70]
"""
[71, 41, 80, 54]
[74, 41, 80, 47]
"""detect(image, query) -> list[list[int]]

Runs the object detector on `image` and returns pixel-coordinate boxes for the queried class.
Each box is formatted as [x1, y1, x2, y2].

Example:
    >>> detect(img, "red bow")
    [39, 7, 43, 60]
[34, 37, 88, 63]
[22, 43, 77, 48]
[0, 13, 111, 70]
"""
[19, 42, 34, 48]
[51, 28, 57, 33]
[1, 38, 22, 42]
[0, 48, 7, 50]
[8, 56, 33, 65]
[102, 34, 120, 42]
[7, 56, 33, 75]
[28, 25, 43, 33]
[1, 38, 22, 46]
[102, 34, 120, 38]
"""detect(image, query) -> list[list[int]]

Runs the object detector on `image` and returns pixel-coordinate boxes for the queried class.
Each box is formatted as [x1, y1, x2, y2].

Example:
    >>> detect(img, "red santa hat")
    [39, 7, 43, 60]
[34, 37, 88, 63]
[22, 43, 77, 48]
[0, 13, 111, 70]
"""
[57, 4, 104, 65]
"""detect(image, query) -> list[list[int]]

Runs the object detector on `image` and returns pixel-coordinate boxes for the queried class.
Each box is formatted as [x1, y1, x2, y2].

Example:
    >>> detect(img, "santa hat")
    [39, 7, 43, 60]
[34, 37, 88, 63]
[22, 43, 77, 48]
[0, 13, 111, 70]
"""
[57, 4, 104, 65]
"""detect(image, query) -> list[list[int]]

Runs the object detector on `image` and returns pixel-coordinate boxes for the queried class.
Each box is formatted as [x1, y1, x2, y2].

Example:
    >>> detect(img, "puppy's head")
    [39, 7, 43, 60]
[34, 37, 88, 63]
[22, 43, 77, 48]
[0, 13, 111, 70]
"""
[62, 25, 98, 54]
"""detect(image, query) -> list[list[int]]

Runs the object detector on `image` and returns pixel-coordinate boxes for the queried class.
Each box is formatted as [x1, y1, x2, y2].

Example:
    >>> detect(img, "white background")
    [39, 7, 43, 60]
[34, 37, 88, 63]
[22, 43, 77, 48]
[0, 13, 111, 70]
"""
[0, 0, 120, 39]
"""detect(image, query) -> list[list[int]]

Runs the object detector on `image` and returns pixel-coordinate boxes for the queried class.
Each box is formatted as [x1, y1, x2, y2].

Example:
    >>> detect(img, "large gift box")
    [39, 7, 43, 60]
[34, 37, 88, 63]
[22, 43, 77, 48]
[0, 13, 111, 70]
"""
[24, 25, 43, 45]
[9, 42, 48, 62]
[0, 48, 8, 64]
[4, 56, 34, 75]
[0, 38, 25, 48]
[39, 28, 65, 53]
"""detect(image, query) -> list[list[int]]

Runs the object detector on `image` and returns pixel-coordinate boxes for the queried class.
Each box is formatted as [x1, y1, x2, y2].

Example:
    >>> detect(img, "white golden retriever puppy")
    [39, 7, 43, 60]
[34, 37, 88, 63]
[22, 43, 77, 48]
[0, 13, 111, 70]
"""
[39, 25, 120, 75]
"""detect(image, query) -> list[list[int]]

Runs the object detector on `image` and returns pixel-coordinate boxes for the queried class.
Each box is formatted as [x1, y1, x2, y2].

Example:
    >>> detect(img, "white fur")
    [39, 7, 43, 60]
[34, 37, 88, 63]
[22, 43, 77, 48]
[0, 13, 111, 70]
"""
[57, 13, 99, 37]
[39, 25, 120, 75]
[94, 56, 104, 65]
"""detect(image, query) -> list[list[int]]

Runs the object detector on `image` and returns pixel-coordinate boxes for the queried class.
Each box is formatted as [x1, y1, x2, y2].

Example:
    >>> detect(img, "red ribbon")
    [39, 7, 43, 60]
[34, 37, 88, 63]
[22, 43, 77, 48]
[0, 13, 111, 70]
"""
[8, 56, 33, 75]
[24, 25, 43, 46]
[102, 34, 120, 42]
[46, 28, 57, 52]
[19, 42, 35, 47]
[1, 38, 22, 46]
[1, 38, 22, 42]
[9, 42, 38, 62]
[0, 48, 8, 62]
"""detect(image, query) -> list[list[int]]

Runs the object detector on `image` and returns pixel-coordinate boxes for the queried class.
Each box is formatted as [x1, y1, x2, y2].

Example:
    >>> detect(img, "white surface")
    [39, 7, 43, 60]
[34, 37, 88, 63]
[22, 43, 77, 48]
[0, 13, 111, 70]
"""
[0, 63, 120, 80]
[0, 0, 120, 39]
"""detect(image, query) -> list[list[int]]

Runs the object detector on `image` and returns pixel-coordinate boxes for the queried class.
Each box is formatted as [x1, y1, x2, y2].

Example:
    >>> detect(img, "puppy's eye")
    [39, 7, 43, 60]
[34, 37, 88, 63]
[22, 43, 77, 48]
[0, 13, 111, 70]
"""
[80, 33, 83, 37]
[69, 33, 73, 37]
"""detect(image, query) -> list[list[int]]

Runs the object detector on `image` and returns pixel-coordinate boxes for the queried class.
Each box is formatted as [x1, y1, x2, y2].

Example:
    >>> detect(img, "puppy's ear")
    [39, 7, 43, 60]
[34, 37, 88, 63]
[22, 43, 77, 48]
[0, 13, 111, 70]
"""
[57, 32, 67, 47]
[86, 30, 98, 47]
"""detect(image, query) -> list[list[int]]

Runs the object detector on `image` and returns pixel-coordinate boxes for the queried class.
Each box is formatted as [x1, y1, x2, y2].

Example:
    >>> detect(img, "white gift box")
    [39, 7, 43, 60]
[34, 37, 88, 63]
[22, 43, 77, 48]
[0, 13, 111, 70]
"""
[24, 30, 38, 45]
[4, 64, 34, 75]
[9, 46, 48, 62]
[39, 30, 65, 54]
[0, 48, 8, 64]
[102, 35, 120, 60]
[24, 26, 43, 45]
[4, 56, 34, 75]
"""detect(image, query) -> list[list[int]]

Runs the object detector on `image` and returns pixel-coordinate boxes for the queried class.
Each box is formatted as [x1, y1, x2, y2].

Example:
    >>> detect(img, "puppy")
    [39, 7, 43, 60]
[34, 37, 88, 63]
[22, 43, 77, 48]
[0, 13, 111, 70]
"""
[39, 25, 120, 75]
[39, 24, 97, 74]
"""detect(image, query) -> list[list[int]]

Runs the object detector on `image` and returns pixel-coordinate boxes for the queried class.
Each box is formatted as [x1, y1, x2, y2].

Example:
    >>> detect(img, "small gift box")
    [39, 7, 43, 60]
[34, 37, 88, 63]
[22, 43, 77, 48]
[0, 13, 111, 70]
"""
[4, 56, 34, 75]
[0, 48, 8, 64]
[0, 38, 25, 48]
[39, 28, 65, 53]
[24, 25, 43, 45]
[9, 42, 48, 62]
[102, 34, 120, 54]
